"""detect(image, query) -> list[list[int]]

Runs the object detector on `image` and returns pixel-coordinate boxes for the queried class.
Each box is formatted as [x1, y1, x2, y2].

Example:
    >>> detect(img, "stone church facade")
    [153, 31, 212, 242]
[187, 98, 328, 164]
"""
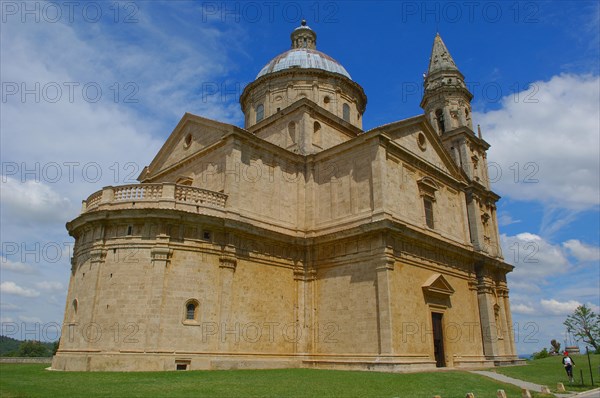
[52, 22, 521, 371]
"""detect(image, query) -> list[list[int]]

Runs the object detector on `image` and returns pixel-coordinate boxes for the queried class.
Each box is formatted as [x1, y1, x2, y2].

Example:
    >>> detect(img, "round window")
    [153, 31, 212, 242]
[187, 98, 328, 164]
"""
[417, 132, 427, 151]
[184, 133, 192, 149]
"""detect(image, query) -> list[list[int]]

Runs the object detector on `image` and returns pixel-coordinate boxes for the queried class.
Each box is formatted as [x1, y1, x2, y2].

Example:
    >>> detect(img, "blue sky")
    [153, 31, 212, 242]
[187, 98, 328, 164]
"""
[1, 1, 599, 355]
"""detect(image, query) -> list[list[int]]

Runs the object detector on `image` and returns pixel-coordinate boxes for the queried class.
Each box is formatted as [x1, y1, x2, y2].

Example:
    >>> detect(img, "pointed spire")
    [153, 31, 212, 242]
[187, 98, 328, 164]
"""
[427, 33, 459, 75]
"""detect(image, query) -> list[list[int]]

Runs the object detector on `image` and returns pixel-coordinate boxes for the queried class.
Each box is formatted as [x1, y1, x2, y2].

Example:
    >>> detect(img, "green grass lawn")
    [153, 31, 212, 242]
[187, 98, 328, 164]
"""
[0, 364, 531, 398]
[493, 354, 600, 393]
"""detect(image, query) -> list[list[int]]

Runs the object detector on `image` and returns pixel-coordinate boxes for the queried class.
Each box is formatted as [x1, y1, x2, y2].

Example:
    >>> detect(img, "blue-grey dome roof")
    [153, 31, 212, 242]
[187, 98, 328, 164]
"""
[256, 48, 351, 79]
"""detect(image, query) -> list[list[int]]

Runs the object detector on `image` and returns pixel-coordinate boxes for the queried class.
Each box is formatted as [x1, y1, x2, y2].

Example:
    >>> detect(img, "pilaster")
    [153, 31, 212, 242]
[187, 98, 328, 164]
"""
[218, 245, 237, 351]
[375, 250, 395, 355]
[145, 237, 172, 351]
[476, 266, 499, 358]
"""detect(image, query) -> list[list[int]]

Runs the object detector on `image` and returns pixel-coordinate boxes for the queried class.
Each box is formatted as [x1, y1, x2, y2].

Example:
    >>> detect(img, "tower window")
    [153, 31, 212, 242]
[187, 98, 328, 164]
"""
[435, 109, 445, 133]
[71, 299, 78, 322]
[342, 103, 350, 122]
[256, 104, 264, 122]
[424, 198, 435, 229]
[185, 300, 199, 321]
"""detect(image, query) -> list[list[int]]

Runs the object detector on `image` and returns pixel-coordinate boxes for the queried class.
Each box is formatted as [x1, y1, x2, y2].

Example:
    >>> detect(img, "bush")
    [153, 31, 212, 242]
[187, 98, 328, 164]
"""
[532, 348, 550, 360]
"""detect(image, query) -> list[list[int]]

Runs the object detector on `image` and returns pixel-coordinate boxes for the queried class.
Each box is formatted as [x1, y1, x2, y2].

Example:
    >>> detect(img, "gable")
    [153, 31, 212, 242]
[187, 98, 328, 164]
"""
[141, 113, 231, 181]
[370, 116, 464, 182]
[250, 98, 363, 154]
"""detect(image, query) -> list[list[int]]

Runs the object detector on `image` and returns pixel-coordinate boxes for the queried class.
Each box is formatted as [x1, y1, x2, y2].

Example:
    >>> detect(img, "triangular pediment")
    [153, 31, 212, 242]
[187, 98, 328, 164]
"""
[422, 273, 455, 296]
[366, 116, 465, 183]
[139, 113, 236, 181]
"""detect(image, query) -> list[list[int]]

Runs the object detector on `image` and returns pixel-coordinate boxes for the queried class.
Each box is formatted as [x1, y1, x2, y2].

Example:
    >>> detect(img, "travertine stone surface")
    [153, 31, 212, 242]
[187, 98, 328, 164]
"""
[52, 26, 521, 372]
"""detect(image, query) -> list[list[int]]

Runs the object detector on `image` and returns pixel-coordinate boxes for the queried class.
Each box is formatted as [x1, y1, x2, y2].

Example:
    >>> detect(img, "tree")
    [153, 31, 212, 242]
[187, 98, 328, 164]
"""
[52, 341, 59, 355]
[563, 304, 600, 352]
[550, 339, 561, 354]
[17, 340, 49, 357]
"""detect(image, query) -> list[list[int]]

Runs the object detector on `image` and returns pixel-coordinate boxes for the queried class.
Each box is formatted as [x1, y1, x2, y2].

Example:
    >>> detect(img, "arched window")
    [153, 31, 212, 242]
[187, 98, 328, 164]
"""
[186, 303, 196, 320]
[435, 109, 445, 133]
[288, 122, 296, 145]
[71, 299, 78, 322]
[313, 121, 322, 147]
[256, 104, 264, 122]
[184, 299, 199, 322]
[342, 103, 350, 122]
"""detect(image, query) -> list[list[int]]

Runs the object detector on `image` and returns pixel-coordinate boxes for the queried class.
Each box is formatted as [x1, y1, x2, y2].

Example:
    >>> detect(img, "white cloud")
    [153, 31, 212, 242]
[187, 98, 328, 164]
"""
[0, 303, 21, 312]
[18, 315, 43, 323]
[0, 258, 37, 274]
[497, 211, 521, 227]
[501, 233, 570, 283]
[563, 239, 600, 262]
[478, 74, 600, 211]
[515, 232, 542, 242]
[0, 6, 246, 331]
[512, 303, 536, 315]
[0, 281, 40, 298]
[540, 299, 582, 315]
[0, 178, 73, 225]
[35, 281, 64, 292]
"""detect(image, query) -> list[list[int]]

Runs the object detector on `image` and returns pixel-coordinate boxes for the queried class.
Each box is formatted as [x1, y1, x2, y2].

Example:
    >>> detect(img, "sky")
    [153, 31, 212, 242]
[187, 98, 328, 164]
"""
[1, 1, 599, 355]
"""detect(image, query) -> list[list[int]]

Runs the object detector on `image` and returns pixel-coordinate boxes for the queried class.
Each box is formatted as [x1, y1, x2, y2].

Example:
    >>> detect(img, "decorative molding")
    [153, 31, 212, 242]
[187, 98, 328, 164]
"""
[422, 273, 455, 297]
[375, 256, 395, 271]
[417, 177, 439, 201]
[89, 248, 106, 265]
[151, 246, 172, 266]
[293, 267, 316, 281]
[219, 255, 237, 271]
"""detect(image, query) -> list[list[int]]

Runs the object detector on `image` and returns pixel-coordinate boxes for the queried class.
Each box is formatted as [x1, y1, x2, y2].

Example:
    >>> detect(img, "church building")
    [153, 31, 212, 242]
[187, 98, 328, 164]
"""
[52, 22, 521, 371]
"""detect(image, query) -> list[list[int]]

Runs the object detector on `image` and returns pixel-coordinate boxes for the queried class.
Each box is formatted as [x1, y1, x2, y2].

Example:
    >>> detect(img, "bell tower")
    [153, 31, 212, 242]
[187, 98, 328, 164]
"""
[421, 34, 501, 258]
[421, 33, 473, 134]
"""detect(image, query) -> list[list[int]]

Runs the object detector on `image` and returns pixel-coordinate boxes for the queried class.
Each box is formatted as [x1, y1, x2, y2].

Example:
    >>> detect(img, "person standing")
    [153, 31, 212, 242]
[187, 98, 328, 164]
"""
[562, 351, 575, 382]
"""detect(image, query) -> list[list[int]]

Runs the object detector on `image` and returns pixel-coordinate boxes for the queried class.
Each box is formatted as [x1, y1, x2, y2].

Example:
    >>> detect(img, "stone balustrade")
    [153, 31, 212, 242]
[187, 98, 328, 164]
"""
[81, 183, 227, 214]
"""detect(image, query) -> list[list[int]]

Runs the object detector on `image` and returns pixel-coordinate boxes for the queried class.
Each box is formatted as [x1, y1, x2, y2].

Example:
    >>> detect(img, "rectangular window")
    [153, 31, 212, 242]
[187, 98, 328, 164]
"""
[342, 103, 350, 122]
[424, 198, 434, 229]
[175, 360, 191, 370]
[256, 104, 264, 122]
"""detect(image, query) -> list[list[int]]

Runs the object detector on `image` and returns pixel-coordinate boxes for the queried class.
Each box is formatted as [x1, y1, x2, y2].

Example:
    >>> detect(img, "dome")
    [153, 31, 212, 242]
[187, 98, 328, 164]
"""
[256, 48, 351, 79]
[255, 20, 352, 80]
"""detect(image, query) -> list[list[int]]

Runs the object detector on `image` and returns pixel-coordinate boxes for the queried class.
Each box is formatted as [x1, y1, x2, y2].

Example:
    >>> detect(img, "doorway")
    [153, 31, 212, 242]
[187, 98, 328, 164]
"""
[431, 312, 446, 367]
